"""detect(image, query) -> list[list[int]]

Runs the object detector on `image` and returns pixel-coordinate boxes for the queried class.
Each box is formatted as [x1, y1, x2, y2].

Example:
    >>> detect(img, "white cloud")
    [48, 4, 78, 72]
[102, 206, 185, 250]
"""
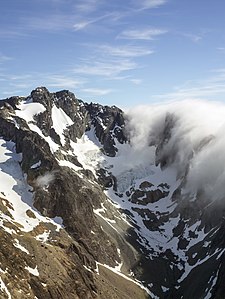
[126, 99, 225, 201]
[97, 44, 154, 57]
[0, 73, 34, 90]
[118, 28, 167, 40]
[73, 59, 137, 77]
[0, 71, 86, 98]
[2, 90, 21, 96]
[217, 47, 225, 52]
[47, 75, 85, 89]
[182, 33, 202, 43]
[22, 14, 76, 31]
[22, 11, 112, 33]
[0, 53, 12, 63]
[175, 29, 210, 44]
[0, 29, 28, 39]
[154, 69, 225, 101]
[73, 21, 91, 31]
[73, 13, 113, 31]
[81, 88, 113, 96]
[1, 0, 107, 36]
[135, 0, 167, 10]
[74, 0, 100, 13]
[130, 79, 142, 85]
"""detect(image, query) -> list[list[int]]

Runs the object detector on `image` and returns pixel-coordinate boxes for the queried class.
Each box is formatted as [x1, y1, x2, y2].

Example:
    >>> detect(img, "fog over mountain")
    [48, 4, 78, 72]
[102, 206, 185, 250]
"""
[126, 100, 225, 201]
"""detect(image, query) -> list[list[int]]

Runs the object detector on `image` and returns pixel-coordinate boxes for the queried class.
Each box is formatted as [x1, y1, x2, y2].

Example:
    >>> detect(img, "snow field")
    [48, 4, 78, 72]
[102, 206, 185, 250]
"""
[0, 139, 62, 233]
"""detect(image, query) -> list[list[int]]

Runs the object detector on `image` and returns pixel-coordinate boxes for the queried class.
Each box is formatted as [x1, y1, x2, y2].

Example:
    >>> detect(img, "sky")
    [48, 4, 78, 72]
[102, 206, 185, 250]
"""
[1, 0, 225, 107]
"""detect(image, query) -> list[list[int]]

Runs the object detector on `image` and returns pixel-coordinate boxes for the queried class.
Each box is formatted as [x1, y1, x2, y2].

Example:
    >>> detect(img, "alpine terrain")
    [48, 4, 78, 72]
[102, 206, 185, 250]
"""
[0, 87, 225, 299]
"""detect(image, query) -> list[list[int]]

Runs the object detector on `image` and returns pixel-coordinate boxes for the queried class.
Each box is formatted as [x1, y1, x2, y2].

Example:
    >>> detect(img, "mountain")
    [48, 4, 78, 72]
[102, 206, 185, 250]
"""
[0, 87, 224, 299]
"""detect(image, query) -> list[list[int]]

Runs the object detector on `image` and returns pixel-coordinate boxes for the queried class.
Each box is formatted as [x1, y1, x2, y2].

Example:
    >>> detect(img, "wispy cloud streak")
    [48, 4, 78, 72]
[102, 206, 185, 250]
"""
[0, 71, 86, 98]
[74, 0, 101, 13]
[153, 69, 225, 101]
[73, 13, 113, 31]
[134, 0, 167, 10]
[81, 88, 113, 96]
[0, 53, 12, 63]
[96, 44, 154, 57]
[73, 59, 137, 77]
[118, 28, 167, 40]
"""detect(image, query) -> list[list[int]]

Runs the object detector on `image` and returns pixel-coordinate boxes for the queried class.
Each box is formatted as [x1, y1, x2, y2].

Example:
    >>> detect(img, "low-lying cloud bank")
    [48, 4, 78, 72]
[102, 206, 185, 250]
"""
[125, 99, 225, 200]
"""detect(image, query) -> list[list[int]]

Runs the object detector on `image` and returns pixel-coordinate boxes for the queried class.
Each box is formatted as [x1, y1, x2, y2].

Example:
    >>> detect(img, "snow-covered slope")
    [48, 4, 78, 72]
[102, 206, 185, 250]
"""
[0, 138, 62, 233]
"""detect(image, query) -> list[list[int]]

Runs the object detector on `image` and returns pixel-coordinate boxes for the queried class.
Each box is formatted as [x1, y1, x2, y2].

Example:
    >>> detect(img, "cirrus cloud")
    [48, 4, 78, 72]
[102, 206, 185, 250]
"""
[97, 44, 154, 57]
[81, 88, 113, 96]
[73, 59, 137, 77]
[133, 0, 167, 10]
[118, 28, 167, 40]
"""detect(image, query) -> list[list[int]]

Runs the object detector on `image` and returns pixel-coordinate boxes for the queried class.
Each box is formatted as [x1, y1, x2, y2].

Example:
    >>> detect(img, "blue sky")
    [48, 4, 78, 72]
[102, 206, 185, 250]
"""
[1, 0, 225, 107]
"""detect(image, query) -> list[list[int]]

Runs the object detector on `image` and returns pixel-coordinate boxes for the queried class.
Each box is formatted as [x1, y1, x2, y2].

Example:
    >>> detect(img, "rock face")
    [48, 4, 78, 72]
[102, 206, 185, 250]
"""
[85, 102, 126, 156]
[0, 86, 225, 299]
[0, 87, 147, 299]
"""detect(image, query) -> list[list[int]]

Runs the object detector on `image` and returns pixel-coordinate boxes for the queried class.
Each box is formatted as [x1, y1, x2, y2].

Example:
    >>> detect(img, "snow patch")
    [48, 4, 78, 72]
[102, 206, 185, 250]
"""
[35, 230, 50, 243]
[51, 104, 74, 146]
[28, 123, 60, 153]
[31, 160, 41, 169]
[13, 239, 30, 254]
[25, 265, 39, 276]
[16, 101, 46, 123]
[58, 159, 82, 171]
[94, 203, 118, 232]
[0, 277, 11, 299]
[70, 130, 104, 176]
